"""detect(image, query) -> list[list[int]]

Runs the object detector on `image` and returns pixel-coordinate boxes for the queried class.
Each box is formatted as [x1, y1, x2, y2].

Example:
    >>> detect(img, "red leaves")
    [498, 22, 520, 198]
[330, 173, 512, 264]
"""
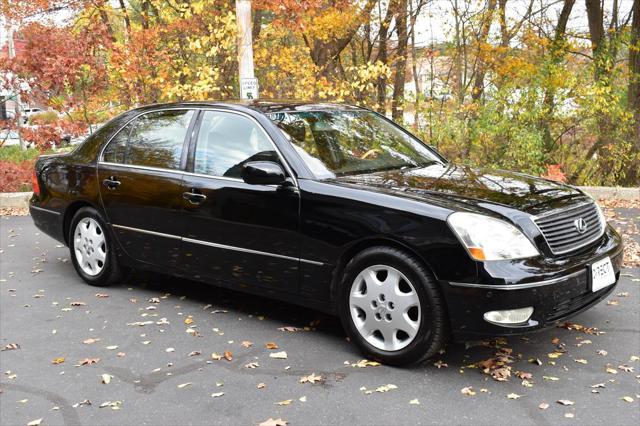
[0, 160, 33, 192]
[541, 164, 567, 183]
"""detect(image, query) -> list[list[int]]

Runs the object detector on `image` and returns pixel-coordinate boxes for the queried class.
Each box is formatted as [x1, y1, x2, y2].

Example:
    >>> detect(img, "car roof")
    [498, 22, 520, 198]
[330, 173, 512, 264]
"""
[130, 100, 365, 115]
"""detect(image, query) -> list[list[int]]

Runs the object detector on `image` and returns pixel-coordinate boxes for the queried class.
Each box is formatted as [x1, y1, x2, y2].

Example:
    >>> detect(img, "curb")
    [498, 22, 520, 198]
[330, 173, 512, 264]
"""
[0, 192, 32, 208]
[577, 186, 639, 201]
[0, 186, 637, 210]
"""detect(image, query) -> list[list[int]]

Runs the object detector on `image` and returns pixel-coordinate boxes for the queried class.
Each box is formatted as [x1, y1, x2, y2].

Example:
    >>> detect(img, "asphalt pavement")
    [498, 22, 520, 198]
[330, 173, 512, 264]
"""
[1, 211, 639, 426]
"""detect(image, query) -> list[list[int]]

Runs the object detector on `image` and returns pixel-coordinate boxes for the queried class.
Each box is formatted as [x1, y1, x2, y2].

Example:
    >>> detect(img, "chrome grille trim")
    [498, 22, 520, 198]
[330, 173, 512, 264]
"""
[532, 202, 605, 255]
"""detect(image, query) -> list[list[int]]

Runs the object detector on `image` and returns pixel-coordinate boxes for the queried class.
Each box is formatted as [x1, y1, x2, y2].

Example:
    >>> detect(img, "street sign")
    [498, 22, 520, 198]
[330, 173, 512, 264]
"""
[240, 78, 259, 100]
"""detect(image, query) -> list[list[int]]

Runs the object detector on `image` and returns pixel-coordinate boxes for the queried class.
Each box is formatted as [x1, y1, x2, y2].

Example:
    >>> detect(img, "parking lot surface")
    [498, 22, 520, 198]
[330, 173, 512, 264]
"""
[1, 211, 639, 426]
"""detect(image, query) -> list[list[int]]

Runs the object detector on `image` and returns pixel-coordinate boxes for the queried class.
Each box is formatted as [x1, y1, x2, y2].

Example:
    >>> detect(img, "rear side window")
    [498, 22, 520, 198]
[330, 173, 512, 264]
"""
[102, 109, 194, 169]
[102, 122, 133, 164]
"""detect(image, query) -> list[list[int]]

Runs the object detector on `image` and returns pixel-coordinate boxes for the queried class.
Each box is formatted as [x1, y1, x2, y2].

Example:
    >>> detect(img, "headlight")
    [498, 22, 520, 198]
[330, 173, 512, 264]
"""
[447, 212, 539, 261]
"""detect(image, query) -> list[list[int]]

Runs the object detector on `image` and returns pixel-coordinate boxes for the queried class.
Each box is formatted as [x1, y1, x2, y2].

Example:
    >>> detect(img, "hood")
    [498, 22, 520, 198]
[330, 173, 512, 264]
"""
[331, 163, 585, 213]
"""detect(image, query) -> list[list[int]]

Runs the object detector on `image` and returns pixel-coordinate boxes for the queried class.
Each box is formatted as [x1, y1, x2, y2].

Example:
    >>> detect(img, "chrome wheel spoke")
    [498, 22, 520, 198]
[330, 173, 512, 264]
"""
[349, 265, 422, 352]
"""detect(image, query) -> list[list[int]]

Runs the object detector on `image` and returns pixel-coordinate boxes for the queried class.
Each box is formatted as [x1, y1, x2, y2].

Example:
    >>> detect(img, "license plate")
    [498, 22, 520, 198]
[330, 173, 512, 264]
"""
[591, 257, 615, 292]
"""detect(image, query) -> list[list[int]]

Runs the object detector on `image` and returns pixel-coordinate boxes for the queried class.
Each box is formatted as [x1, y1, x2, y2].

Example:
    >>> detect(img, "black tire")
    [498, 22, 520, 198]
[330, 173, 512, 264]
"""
[68, 206, 124, 287]
[337, 246, 448, 366]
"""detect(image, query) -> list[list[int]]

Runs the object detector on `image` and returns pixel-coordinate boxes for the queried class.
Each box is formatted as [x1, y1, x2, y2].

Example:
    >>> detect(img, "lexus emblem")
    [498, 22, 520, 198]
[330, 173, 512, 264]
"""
[574, 218, 588, 234]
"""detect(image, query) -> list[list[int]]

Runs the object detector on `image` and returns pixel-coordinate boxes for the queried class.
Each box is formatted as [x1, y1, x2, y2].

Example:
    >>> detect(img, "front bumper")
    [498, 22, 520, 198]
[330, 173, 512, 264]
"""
[441, 225, 623, 340]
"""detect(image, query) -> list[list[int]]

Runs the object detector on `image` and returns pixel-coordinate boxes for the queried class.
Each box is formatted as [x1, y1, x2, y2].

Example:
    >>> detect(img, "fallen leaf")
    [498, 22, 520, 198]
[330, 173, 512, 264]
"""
[433, 360, 448, 369]
[105, 345, 118, 350]
[265, 342, 279, 349]
[210, 392, 224, 398]
[529, 358, 542, 366]
[299, 373, 323, 384]
[184, 316, 194, 325]
[165, 348, 175, 353]
[275, 399, 293, 406]
[70, 301, 86, 306]
[278, 326, 302, 332]
[409, 399, 420, 405]
[257, 383, 266, 389]
[270, 351, 287, 359]
[618, 364, 634, 373]
[223, 351, 233, 361]
[52, 357, 65, 365]
[188, 351, 201, 357]
[574, 359, 588, 364]
[27, 419, 43, 426]
[557, 399, 574, 406]
[258, 418, 287, 426]
[565, 413, 574, 418]
[461, 386, 476, 396]
[245, 362, 259, 369]
[538, 402, 549, 410]
[78, 358, 100, 366]
[1, 343, 20, 351]
[211, 353, 223, 360]
[515, 371, 532, 380]
[622, 396, 634, 403]
[241, 341, 253, 348]
[101, 374, 111, 384]
[597, 349, 608, 356]
[82, 338, 100, 345]
[507, 393, 522, 400]
[177, 382, 192, 389]
[95, 293, 109, 298]
[351, 359, 381, 368]
[99, 401, 122, 409]
[299, 396, 307, 402]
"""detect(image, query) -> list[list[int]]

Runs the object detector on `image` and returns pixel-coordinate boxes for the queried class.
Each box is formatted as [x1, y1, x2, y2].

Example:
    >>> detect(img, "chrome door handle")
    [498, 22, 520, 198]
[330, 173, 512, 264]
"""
[182, 191, 207, 204]
[103, 177, 121, 190]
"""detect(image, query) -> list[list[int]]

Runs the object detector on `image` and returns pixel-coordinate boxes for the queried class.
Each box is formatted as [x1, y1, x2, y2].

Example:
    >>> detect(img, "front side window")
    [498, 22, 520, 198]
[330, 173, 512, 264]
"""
[268, 110, 442, 179]
[102, 109, 194, 169]
[194, 111, 279, 178]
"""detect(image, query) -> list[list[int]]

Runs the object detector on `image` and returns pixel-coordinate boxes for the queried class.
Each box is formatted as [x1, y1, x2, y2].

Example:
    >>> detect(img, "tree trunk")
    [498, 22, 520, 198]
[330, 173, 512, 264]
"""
[376, 0, 396, 113]
[626, 0, 640, 184]
[391, 0, 408, 122]
[118, 0, 131, 36]
[471, 0, 497, 102]
[541, 0, 575, 153]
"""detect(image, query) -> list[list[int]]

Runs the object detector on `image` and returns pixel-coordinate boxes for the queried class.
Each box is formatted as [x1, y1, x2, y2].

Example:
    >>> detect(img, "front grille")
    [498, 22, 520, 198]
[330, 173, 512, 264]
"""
[533, 202, 604, 255]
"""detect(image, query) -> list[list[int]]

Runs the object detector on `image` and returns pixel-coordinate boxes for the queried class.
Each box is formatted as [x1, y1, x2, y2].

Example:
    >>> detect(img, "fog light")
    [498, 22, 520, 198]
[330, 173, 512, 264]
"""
[483, 307, 534, 325]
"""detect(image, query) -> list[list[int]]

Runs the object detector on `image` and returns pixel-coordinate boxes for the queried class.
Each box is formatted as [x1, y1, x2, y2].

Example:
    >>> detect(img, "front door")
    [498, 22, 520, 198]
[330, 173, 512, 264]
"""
[98, 109, 196, 269]
[180, 110, 300, 293]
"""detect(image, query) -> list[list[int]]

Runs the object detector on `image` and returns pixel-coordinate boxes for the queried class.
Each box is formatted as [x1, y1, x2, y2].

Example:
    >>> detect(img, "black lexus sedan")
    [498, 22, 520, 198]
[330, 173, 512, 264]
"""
[29, 101, 623, 365]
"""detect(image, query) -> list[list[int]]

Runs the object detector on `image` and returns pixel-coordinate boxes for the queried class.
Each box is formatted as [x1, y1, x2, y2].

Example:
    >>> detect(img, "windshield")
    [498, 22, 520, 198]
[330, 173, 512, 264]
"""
[267, 110, 442, 178]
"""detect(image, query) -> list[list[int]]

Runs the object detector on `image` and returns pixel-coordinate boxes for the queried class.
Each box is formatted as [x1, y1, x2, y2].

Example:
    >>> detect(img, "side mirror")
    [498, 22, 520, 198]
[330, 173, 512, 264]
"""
[241, 161, 287, 185]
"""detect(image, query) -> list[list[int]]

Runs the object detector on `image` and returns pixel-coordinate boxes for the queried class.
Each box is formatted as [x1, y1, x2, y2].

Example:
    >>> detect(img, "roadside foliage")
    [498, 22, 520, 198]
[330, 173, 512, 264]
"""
[0, 0, 638, 186]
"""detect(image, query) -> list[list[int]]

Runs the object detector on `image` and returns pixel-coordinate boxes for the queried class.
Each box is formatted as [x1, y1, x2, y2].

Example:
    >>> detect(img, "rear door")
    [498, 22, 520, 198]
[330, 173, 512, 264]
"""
[179, 110, 301, 293]
[98, 108, 196, 269]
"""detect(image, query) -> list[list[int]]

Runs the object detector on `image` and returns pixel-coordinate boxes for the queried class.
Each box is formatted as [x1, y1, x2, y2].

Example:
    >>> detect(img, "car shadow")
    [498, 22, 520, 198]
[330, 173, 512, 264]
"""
[121, 269, 613, 375]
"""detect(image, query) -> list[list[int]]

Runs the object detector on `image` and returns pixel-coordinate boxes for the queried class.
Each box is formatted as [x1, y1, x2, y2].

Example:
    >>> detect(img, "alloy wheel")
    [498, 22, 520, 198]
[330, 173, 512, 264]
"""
[73, 217, 107, 276]
[349, 264, 421, 351]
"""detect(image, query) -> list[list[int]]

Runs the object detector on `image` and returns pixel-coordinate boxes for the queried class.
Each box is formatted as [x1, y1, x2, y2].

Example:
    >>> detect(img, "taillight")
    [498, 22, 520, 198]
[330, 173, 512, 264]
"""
[32, 169, 40, 196]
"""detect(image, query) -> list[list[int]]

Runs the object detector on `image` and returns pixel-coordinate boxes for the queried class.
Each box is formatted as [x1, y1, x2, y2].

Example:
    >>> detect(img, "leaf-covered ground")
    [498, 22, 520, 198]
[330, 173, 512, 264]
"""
[0, 205, 638, 426]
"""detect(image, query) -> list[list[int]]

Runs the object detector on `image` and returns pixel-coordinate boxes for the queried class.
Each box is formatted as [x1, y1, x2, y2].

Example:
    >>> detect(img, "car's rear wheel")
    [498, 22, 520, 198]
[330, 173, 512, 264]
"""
[338, 246, 448, 365]
[69, 207, 124, 287]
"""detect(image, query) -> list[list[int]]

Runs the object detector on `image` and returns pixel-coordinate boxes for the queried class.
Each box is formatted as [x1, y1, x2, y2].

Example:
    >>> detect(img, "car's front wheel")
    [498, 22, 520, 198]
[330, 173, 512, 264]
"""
[69, 207, 124, 287]
[338, 246, 448, 365]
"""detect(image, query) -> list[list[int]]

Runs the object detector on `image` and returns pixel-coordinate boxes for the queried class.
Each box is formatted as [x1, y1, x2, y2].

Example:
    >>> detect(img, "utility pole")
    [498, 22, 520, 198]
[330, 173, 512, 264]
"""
[7, 25, 25, 151]
[236, 0, 259, 100]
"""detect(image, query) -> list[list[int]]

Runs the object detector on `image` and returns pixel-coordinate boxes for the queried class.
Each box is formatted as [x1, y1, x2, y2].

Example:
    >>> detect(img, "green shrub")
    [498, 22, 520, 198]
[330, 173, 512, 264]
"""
[28, 111, 58, 125]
